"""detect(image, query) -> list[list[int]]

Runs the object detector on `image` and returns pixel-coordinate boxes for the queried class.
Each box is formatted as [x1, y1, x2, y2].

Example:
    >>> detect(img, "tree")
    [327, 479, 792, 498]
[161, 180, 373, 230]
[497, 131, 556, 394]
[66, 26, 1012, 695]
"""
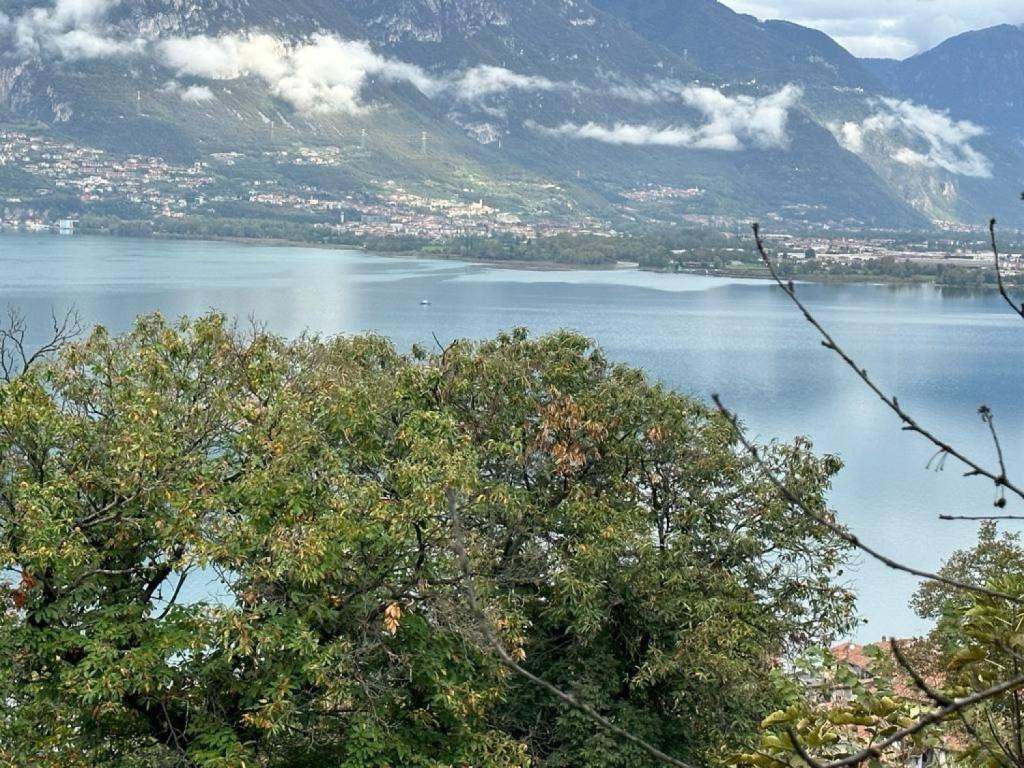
[728, 221, 1024, 768]
[735, 527, 1024, 768]
[0, 314, 855, 767]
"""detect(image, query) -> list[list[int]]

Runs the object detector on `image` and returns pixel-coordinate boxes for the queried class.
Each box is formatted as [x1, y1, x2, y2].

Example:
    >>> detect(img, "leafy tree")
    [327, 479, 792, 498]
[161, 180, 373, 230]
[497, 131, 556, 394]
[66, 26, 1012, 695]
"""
[0, 314, 855, 767]
[912, 522, 1024, 642]
[736, 523, 1024, 768]
[728, 223, 1024, 768]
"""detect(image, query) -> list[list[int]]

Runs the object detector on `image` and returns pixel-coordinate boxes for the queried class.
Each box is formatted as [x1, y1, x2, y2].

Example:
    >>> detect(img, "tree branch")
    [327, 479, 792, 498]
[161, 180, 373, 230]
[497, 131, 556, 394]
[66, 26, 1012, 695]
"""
[990, 219, 1024, 321]
[752, 223, 1024, 505]
[940, 515, 1024, 522]
[712, 394, 1022, 604]
[446, 490, 697, 768]
[889, 639, 952, 706]
[790, 672, 1024, 768]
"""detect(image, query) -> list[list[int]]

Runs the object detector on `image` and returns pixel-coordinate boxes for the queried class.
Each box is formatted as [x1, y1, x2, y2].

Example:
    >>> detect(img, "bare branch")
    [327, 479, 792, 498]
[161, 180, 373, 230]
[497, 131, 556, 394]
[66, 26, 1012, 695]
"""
[940, 515, 1024, 522]
[752, 223, 1024, 505]
[979, 405, 1009, 509]
[787, 727, 823, 768]
[786, 650, 1024, 768]
[712, 394, 1022, 604]
[990, 219, 1024, 321]
[446, 490, 697, 768]
[0, 306, 82, 382]
[889, 639, 952, 706]
[811, 672, 1024, 768]
[155, 570, 190, 622]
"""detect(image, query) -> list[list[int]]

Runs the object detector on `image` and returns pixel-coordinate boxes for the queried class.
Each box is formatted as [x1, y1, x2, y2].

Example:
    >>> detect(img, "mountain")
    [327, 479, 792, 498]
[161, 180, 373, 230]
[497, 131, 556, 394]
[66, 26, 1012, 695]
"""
[0, 0, 1019, 231]
[860, 24, 1024, 224]
[863, 25, 1024, 136]
[591, 0, 881, 91]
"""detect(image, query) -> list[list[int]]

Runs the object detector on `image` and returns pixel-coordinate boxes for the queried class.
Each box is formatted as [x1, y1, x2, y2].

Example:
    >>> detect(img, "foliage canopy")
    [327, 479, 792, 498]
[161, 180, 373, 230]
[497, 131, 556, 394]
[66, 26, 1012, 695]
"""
[0, 314, 855, 767]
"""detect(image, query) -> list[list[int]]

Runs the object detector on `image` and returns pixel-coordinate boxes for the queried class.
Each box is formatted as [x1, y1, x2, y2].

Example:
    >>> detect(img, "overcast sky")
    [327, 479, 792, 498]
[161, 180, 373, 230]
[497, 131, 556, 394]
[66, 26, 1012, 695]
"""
[722, 1, 1024, 59]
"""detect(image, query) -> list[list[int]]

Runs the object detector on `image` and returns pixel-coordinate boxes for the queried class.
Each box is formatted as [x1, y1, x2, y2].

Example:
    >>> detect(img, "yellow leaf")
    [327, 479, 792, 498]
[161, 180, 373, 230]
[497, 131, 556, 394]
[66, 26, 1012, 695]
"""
[384, 602, 403, 635]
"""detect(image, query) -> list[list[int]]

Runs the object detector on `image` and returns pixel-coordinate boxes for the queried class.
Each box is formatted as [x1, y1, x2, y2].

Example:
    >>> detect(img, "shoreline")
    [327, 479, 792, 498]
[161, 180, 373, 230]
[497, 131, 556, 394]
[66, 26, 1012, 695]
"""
[7, 227, 640, 274]
[1, 226, 1005, 289]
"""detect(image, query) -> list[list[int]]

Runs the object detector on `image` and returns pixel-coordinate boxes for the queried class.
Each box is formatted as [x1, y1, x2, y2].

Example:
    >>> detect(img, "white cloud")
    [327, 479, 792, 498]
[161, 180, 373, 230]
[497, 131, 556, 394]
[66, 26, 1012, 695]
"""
[6, 0, 144, 60]
[47, 27, 141, 58]
[530, 84, 802, 151]
[157, 33, 571, 114]
[531, 120, 729, 148]
[157, 33, 444, 114]
[180, 84, 216, 103]
[452, 66, 561, 101]
[831, 34, 918, 61]
[1, 6, 581, 115]
[721, 0, 1024, 58]
[830, 98, 992, 177]
[831, 120, 865, 153]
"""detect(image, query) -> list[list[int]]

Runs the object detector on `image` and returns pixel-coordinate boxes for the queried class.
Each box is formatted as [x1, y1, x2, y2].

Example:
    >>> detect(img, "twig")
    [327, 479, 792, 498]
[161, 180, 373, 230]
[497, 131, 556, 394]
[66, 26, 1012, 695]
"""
[889, 639, 952, 706]
[940, 515, 1024, 522]
[908, 671, 1016, 768]
[787, 727, 823, 768]
[752, 223, 1024, 505]
[979, 406, 1009, 509]
[990, 219, 1024, 320]
[712, 395, 1022, 604]
[985, 709, 1022, 768]
[446, 490, 697, 768]
[0, 306, 81, 382]
[789, 671, 1024, 768]
[155, 570, 190, 622]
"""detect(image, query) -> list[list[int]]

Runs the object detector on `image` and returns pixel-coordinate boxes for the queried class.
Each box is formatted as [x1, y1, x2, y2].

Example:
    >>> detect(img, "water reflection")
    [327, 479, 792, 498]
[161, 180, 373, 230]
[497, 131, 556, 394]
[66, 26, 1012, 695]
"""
[2, 231, 1021, 642]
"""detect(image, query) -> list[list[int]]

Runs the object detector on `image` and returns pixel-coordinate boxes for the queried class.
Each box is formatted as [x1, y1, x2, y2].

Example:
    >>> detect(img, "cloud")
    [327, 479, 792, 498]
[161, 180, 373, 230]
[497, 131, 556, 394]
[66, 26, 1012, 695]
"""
[831, 120, 865, 153]
[180, 85, 216, 103]
[721, 0, 1024, 58]
[157, 32, 444, 114]
[531, 121, 730, 148]
[2, 5, 577, 115]
[5, 0, 144, 60]
[157, 33, 572, 114]
[530, 84, 802, 151]
[451, 66, 561, 102]
[830, 98, 992, 177]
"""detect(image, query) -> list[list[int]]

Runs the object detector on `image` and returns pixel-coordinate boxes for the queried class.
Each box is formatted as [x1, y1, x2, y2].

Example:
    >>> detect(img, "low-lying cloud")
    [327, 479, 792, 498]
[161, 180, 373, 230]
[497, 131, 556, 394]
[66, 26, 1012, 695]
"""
[5, 3, 566, 114]
[158, 33, 445, 114]
[158, 33, 566, 113]
[3, 0, 145, 61]
[452, 66, 562, 101]
[830, 98, 992, 177]
[530, 85, 803, 151]
[180, 84, 216, 104]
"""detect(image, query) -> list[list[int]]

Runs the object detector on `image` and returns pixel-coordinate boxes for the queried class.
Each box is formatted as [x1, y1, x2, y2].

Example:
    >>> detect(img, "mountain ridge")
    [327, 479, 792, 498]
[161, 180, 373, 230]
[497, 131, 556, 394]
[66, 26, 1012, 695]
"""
[0, 0, 1018, 230]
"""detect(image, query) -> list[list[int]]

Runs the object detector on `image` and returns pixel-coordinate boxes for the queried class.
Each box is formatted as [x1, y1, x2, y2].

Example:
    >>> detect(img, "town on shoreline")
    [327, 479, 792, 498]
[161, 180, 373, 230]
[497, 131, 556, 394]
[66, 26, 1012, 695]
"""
[4, 127, 1023, 288]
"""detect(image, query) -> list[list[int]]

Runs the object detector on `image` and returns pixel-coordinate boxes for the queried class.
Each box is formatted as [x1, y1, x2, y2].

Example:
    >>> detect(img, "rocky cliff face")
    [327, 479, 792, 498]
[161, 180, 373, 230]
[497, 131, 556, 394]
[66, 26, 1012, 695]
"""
[0, 63, 72, 123]
[347, 0, 511, 44]
[109, 0, 252, 36]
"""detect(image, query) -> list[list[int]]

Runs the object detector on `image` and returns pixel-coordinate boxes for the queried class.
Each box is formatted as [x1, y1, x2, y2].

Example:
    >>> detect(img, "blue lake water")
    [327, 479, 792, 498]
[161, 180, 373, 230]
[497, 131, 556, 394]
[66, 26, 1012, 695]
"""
[2, 231, 1021, 642]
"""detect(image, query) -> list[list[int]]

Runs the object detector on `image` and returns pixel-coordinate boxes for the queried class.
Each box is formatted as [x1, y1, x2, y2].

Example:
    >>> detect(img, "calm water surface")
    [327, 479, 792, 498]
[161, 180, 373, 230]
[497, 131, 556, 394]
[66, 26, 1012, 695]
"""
[2, 231, 1021, 642]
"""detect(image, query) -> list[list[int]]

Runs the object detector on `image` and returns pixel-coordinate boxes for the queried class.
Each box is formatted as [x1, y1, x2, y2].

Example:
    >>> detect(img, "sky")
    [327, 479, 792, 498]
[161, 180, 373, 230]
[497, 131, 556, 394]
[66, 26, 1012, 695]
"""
[722, 0, 1024, 59]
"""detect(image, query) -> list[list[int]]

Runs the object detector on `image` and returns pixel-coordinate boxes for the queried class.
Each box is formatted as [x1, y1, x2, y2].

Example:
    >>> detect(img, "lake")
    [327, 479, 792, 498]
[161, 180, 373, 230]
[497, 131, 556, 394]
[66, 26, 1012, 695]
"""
[2, 230, 1021, 642]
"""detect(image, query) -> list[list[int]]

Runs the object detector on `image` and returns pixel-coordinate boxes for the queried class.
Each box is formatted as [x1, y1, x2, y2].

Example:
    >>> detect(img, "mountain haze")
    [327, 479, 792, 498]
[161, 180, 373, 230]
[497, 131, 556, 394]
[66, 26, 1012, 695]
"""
[0, 0, 1019, 229]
